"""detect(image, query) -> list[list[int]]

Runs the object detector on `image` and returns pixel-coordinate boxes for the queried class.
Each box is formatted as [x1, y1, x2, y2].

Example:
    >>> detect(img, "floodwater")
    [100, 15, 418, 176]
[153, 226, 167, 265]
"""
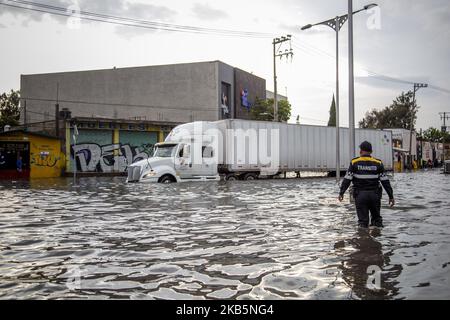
[0, 170, 449, 300]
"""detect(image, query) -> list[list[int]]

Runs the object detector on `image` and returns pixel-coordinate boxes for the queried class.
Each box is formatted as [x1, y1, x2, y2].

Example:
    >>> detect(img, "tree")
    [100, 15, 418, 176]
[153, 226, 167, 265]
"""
[328, 94, 336, 127]
[420, 127, 450, 143]
[0, 90, 20, 129]
[278, 99, 292, 122]
[250, 98, 273, 121]
[359, 91, 418, 129]
[250, 98, 292, 122]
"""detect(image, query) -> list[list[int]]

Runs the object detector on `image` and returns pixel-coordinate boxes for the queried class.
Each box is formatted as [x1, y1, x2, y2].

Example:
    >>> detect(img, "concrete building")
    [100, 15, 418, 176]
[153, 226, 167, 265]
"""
[19, 61, 267, 175]
[20, 61, 266, 124]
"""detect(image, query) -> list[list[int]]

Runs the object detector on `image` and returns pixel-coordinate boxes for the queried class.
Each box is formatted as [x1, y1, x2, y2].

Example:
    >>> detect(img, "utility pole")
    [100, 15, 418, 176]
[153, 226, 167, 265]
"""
[408, 83, 428, 169]
[440, 112, 449, 132]
[419, 128, 423, 168]
[273, 35, 293, 122]
[335, 16, 342, 181]
[55, 82, 60, 139]
[440, 112, 450, 161]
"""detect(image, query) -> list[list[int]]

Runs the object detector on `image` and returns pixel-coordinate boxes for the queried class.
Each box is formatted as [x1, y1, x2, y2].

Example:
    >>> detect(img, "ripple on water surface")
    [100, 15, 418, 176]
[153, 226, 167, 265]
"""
[0, 170, 449, 299]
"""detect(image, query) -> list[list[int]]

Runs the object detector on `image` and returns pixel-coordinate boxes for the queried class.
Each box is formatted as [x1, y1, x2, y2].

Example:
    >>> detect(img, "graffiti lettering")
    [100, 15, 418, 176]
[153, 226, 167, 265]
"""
[30, 153, 59, 168]
[71, 143, 153, 172]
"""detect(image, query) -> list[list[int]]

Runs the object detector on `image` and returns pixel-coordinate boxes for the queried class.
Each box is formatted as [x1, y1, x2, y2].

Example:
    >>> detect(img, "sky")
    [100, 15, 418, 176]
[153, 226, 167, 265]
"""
[0, 0, 449, 130]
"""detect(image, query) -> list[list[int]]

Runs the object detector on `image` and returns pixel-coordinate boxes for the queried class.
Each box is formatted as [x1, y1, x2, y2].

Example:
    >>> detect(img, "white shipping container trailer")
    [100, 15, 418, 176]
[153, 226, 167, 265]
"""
[214, 119, 393, 175]
[127, 119, 393, 183]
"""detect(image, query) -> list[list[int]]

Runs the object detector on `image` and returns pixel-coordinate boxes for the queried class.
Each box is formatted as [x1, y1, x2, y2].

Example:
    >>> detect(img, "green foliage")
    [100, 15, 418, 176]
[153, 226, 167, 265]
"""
[328, 95, 336, 127]
[250, 98, 292, 122]
[278, 99, 292, 123]
[250, 98, 273, 121]
[0, 90, 20, 129]
[359, 91, 418, 129]
[418, 127, 450, 142]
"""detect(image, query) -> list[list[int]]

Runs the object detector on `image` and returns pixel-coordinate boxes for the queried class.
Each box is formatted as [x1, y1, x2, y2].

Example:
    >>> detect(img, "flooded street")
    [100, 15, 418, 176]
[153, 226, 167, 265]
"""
[0, 170, 449, 300]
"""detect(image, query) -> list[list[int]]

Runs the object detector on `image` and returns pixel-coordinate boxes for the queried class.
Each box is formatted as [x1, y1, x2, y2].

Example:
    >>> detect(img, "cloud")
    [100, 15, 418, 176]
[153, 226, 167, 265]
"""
[278, 23, 300, 35]
[125, 2, 176, 21]
[191, 3, 229, 21]
[0, 0, 177, 37]
[76, 0, 177, 21]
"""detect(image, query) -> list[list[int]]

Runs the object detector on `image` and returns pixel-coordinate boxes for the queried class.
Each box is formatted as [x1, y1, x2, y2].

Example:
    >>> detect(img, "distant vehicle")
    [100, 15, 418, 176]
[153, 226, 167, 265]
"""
[444, 160, 450, 174]
[127, 119, 393, 183]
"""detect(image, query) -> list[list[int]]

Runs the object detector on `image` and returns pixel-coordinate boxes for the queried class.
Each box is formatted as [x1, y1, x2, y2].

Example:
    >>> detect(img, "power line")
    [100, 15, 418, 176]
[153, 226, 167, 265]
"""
[4, 1, 449, 98]
[429, 85, 450, 95]
[0, 0, 273, 38]
[292, 35, 450, 94]
[292, 39, 450, 95]
[2, 0, 267, 37]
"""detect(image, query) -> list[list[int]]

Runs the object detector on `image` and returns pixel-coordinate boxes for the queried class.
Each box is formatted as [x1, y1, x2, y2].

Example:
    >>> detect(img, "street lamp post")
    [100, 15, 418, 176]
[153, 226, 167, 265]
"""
[408, 83, 428, 169]
[348, 0, 355, 161]
[301, 3, 377, 182]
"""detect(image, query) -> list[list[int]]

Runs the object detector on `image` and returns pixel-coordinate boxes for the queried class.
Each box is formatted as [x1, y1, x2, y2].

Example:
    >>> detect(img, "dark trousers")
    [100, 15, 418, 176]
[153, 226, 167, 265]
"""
[354, 190, 382, 227]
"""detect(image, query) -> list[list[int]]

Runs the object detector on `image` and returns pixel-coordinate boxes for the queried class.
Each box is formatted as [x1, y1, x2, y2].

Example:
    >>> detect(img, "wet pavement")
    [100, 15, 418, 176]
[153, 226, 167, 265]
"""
[0, 170, 449, 300]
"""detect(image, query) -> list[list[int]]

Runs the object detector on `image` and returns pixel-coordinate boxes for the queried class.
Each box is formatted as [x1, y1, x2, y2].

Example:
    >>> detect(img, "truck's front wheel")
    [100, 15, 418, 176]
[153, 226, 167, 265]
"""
[159, 175, 176, 183]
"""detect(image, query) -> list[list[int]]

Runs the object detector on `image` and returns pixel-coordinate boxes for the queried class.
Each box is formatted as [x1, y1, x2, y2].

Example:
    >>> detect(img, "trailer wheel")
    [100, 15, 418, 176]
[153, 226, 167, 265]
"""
[243, 173, 258, 181]
[159, 175, 176, 184]
[225, 174, 238, 181]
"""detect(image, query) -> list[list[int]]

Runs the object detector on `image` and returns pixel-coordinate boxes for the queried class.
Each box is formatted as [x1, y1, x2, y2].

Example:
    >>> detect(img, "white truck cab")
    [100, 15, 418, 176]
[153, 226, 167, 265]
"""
[126, 122, 220, 183]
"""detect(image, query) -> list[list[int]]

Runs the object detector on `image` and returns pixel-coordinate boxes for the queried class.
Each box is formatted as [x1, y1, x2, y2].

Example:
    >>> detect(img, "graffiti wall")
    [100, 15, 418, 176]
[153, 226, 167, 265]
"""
[70, 129, 158, 173]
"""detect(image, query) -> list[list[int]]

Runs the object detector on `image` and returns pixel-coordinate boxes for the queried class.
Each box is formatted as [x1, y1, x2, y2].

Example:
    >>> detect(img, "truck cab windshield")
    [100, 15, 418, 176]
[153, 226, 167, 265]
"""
[153, 144, 177, 158]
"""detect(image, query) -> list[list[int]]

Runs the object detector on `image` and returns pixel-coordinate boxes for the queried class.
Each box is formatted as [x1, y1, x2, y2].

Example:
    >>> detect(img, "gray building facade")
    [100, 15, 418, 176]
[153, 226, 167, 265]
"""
[18, 61, 267, 175]
[20, 61, 266, 124]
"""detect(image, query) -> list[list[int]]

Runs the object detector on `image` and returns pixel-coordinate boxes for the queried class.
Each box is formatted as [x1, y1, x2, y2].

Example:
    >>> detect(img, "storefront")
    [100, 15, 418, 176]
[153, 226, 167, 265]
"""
[65, 118, 176, 174]
[0, 131, 63, 179]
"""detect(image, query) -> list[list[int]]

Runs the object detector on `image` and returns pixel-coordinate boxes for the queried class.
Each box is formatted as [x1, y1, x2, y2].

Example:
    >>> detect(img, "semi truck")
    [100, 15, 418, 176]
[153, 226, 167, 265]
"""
[126, 119, 393, 183]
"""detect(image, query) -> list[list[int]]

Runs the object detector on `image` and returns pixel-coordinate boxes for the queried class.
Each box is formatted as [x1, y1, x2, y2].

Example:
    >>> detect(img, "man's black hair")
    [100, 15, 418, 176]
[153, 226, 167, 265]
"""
[359, 141, 373, 153]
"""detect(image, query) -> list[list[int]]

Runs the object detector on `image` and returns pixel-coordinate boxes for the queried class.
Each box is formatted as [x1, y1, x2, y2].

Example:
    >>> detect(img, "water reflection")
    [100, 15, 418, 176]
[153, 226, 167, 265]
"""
[335, 229, 402, 299]
[0, 170, 449, 299]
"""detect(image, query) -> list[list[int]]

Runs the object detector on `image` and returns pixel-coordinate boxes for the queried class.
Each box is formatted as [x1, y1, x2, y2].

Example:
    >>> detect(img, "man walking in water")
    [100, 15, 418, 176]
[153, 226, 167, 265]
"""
[339, 141, 395, 228]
